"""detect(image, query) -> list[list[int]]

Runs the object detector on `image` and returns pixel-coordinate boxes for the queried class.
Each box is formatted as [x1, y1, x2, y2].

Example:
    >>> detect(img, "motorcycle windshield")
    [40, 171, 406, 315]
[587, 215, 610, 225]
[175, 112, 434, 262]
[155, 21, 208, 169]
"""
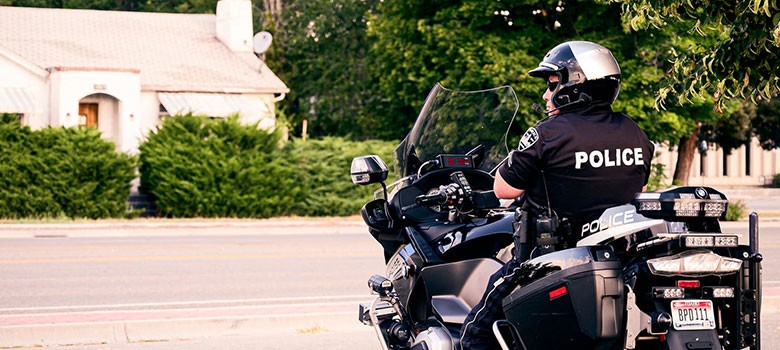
[393, 83, 520, 179]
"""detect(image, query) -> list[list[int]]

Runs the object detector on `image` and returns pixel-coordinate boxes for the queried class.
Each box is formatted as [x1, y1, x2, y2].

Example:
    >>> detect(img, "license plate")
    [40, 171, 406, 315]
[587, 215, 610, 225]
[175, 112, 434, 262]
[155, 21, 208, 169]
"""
[671, 300, 716, 330]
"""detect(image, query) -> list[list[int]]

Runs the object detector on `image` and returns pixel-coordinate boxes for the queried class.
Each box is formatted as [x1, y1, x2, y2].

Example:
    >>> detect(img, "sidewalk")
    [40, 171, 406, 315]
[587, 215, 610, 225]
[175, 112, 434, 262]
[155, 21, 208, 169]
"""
[0, 297, 370, 349]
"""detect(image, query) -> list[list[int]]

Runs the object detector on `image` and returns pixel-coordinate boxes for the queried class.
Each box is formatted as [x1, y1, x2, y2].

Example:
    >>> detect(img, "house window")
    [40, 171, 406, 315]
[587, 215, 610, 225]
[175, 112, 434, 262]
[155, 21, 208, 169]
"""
[745, 144, 751, 176]
[722, 151, 729, 176]
[78, 103, 99, 129]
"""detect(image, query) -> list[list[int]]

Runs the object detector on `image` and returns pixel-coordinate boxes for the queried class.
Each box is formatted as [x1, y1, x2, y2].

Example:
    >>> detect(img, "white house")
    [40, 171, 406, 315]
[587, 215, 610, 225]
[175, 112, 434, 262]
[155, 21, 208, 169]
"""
[0, 0, 289, 154]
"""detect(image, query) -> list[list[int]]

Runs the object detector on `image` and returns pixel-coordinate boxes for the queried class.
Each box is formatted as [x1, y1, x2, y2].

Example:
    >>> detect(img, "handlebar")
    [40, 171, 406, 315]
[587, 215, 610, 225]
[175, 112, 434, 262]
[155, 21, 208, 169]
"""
[414, 171, 472, 207]
[416, 191, 448, 205]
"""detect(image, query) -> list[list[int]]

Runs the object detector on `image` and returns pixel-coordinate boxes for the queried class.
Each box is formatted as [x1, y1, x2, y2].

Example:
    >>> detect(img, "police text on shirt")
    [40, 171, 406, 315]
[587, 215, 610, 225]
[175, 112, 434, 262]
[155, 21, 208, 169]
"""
[574, 148, 644, 170]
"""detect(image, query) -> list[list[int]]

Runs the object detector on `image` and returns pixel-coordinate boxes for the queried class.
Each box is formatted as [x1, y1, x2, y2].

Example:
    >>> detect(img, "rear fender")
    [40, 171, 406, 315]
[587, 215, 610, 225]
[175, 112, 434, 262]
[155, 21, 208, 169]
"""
[664, 329, 719, 350]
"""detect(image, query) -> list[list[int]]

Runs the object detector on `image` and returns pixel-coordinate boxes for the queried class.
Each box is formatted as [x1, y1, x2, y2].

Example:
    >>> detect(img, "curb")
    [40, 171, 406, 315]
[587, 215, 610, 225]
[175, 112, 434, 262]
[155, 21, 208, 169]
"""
[0, 217, 366, 230]
[0, 218, 369, 238]
[0, 301, 371, 348]
[0, 313, 361, 348]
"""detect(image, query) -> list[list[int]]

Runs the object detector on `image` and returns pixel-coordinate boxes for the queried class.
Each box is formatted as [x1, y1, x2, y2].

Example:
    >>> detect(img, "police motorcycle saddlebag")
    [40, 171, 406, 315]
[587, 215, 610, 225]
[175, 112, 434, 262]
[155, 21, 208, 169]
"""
[501, 246, 624, 350]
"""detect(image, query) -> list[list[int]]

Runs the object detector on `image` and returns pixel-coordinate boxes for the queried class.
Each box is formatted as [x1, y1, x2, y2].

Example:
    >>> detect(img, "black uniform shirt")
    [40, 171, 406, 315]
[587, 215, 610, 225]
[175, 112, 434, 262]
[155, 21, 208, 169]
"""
[499, 105, 655, 234]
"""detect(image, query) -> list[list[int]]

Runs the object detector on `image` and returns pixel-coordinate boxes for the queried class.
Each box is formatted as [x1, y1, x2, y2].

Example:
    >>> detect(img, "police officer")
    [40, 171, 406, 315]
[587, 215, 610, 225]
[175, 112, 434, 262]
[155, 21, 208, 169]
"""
[459, 41, 655, 349]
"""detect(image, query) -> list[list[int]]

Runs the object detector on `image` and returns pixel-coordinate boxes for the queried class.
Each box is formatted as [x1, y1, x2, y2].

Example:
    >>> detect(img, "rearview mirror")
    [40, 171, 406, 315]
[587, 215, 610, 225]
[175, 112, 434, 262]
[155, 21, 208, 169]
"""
[350, 155, 389, 185]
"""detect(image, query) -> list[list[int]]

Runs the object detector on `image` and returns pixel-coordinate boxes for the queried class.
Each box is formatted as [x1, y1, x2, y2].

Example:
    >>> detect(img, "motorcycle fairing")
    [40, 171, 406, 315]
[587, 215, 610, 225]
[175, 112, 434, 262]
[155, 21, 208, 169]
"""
[576, 204, 665, 247]
[389, 168, 496, 223]
[431, 214, 514, 258]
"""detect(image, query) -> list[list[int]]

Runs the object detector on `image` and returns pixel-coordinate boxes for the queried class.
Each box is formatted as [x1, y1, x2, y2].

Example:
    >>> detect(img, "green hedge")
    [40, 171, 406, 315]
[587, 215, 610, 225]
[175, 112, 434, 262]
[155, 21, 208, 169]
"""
[139, 115, 299, 218]
[138, 115, 398, 218]
[0, 114, 135, 219]
[285, 137, 396, 216]
[724, 201, 747, 221]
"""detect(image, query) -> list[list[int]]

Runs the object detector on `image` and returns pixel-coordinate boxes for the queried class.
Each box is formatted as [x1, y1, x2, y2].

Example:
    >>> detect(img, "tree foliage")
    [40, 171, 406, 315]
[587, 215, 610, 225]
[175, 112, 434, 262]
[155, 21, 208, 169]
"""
[754, 98, 780, 149]
[365, 0, 725, 146]
[700, 101, 754, 154]
[258, 0, 379, 139]
[3, 0, 215, 14]
[700, 97, 780, 156]
[366, 0, 542, 139]
[612, 0, 780, 109]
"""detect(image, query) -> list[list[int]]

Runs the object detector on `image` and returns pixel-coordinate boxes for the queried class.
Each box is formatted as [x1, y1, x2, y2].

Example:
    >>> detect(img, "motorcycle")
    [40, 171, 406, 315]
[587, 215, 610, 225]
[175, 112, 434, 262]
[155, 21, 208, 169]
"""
[350, 83, 762, 350]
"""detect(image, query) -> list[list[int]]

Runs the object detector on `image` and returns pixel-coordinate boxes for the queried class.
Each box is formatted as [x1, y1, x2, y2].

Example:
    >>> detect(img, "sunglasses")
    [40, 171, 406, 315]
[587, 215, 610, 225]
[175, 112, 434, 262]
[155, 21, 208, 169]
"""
[547, 80, 559, 91]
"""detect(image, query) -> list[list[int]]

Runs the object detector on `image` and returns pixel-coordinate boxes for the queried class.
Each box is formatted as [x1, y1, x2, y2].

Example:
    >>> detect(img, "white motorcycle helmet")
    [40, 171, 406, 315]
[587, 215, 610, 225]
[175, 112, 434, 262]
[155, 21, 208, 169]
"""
[529, 41, 621, 111]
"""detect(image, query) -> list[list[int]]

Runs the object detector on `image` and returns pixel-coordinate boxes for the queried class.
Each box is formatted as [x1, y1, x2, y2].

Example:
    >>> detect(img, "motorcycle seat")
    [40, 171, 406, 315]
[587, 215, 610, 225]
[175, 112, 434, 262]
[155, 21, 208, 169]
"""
[422, 258, 503, 325]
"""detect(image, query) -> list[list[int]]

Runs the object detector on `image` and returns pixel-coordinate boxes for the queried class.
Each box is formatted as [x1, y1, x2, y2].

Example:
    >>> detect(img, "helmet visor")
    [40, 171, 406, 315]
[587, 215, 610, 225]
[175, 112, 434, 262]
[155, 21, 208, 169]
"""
[528, 62, 561, 78]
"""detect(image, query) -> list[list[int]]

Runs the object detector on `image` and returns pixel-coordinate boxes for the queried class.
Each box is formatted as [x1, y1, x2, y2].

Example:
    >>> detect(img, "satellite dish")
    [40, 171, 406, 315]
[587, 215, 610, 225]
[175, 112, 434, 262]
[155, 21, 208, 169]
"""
[253, 31, 273, 54]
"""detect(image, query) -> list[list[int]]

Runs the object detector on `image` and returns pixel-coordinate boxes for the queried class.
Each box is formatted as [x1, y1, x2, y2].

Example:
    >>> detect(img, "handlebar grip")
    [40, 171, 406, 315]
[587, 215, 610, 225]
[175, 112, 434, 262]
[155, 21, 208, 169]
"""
[416, 192, 447, 205]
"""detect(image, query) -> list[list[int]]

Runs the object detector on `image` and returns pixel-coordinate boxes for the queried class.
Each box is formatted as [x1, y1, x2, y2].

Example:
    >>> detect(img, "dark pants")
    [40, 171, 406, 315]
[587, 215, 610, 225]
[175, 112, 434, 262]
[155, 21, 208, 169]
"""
[459, 257, 523, 350]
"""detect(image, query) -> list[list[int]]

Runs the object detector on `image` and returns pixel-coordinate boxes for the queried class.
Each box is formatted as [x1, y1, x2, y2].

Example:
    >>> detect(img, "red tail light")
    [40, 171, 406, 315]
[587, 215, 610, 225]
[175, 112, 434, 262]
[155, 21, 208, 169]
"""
[549, 286, 568, 300]
[677, 280, 701, 289]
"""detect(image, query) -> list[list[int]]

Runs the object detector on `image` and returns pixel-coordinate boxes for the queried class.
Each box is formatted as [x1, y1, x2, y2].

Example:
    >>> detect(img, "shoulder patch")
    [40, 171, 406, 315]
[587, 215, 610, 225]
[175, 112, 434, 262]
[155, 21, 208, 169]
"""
[517, 127, 539, 151]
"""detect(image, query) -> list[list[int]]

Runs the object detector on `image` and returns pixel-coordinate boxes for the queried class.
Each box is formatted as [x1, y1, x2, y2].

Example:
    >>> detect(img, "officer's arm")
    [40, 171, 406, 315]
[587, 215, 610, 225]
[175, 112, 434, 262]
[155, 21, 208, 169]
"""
[494, 171, 525, 199]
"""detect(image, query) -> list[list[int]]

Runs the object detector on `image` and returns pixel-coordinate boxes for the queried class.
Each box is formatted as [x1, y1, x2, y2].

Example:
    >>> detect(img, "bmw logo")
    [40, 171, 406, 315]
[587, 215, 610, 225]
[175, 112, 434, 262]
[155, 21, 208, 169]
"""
[695, 187, 708, 198]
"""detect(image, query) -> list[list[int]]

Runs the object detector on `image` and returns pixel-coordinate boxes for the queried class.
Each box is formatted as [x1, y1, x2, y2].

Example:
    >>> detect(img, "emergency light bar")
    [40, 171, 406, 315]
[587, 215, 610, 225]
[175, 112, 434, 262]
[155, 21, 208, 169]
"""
[683, 234, 739, 248]
[632, 187, 728, 220]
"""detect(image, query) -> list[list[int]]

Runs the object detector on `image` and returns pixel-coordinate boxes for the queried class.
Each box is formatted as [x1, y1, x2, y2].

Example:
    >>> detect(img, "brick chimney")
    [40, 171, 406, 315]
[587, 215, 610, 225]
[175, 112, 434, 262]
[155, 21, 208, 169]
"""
[216, 0, 253, 52]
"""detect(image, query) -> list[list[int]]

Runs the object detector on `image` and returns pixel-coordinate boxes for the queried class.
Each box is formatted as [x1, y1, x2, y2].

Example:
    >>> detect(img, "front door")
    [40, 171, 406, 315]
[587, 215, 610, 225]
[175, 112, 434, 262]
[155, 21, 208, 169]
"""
[78, 103, 98, 129]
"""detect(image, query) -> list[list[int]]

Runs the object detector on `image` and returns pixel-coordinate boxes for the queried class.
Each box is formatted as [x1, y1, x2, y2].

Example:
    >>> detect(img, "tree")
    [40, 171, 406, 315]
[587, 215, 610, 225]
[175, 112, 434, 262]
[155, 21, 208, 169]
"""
[700, 98, 780, 153]
[612, 0, 779, 110]
[611, 0, 780, 184]
[366, 1, 723, 150]
[5, 0, 209, 13]
[366, 0, 547, 140]
[139, 0, 216, 13]
[753, 98, 780, 149]
[257, 0, 380, 139]
[259, 0, 282, 32]
[699, 101, 754, 155]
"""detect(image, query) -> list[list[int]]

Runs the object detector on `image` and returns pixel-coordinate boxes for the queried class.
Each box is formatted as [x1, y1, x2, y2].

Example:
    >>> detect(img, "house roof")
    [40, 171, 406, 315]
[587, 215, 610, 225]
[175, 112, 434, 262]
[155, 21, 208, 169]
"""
[0, 6, 289, 94]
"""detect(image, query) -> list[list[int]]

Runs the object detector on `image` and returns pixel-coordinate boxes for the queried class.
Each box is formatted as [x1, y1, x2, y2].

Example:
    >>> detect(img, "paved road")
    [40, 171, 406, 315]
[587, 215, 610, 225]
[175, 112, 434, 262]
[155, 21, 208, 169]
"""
[0, 219, 778, 349]
[0, 220, 385, 349]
